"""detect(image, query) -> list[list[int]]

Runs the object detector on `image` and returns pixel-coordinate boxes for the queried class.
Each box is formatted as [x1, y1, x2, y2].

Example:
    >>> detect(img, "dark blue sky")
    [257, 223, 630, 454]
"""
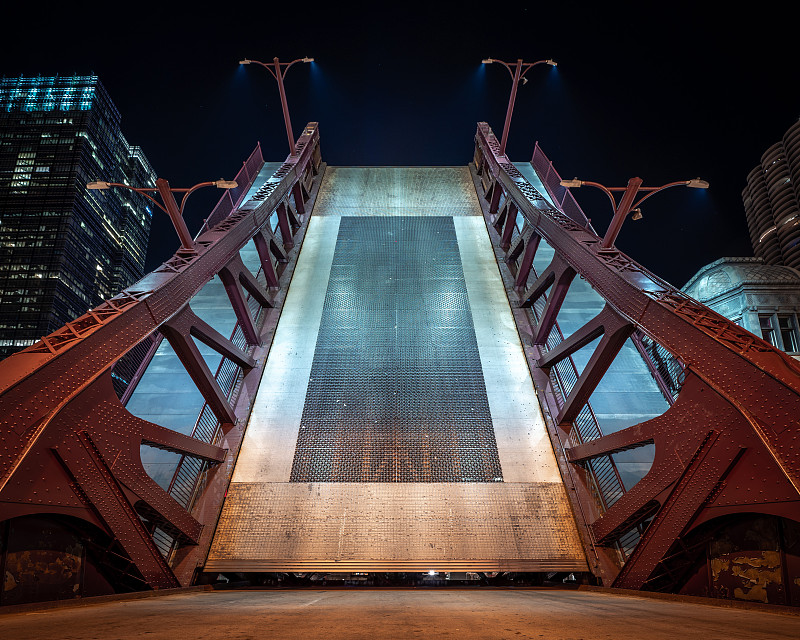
[3, 2, 800, 287]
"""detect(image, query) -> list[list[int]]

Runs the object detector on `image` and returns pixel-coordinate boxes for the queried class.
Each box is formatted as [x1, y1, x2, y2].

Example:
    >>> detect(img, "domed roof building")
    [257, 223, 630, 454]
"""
[682, 257, 800, 354]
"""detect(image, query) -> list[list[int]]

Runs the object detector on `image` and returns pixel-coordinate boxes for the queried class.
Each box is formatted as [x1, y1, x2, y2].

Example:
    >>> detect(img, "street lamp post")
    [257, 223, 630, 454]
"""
[560, 176, 709, 250]
[239, 57, 314, 157]
[482, 57, 557, 157]
[87, 178, 237, 252]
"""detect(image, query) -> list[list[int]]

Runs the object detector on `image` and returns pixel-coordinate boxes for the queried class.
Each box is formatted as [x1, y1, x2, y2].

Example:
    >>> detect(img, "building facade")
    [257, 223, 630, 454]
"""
[682, 256, 800, 356]
[742, 119, 800, 270]
[0, 75, 155, 358]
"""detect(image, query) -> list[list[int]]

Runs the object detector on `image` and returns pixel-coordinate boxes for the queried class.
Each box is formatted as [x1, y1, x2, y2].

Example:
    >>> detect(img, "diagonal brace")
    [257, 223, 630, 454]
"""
[169, 306, 256, 370]
[218, 253, 273, 346]
[141, 421, 226, 463]
[513, 231, 541, 288]
[253, 229, 280, 288]
[537, 305, 618, 370]
[53, 431, 180, 589]
[567, 423, 654, 463]
[161, 308, 236, 425]
[556, 308, 634, 424]
[613, 432, 744, 589]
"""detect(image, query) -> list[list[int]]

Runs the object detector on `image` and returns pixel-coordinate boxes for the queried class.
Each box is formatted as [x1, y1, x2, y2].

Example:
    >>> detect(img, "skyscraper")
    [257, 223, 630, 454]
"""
[742, 118, 800, 270]
[0, 75, 155, 359]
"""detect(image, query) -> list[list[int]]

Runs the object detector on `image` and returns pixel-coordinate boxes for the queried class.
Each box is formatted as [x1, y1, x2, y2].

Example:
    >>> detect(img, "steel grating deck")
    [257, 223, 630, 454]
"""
[291, 216, 501, 483]
[206, 167, 587, 573]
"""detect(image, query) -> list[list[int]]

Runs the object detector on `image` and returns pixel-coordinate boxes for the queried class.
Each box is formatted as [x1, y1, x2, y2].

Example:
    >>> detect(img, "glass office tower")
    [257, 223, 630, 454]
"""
[0, 75, 155, 358]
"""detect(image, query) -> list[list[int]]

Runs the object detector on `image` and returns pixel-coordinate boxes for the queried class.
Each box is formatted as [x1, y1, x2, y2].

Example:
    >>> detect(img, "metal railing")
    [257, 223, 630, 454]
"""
[206, 143, 265, 230]
[531, 142, 590, 227]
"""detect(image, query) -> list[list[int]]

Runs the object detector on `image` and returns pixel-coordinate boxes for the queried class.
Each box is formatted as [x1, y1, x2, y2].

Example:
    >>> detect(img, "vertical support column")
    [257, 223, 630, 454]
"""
[254, 230, 280, 288]
[218, 254, 272, 346]
[292, 181, 307, 216]
[500, 200, 519, 250]
[277, 202, 295, 250]
[514, 232, 541, 289]
[488, 181, 503, 215]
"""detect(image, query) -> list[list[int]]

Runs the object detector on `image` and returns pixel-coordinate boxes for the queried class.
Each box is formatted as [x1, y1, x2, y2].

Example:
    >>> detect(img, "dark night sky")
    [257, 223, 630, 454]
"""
[3, 2, 799, 288]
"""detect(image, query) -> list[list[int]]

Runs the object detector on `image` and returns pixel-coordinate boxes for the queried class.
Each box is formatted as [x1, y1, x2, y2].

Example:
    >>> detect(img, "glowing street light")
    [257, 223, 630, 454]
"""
[560, 176, 709, 250]
[87, 178, 237, 251]
[482, 57, 557, 157]
[239, 57, 314, 157]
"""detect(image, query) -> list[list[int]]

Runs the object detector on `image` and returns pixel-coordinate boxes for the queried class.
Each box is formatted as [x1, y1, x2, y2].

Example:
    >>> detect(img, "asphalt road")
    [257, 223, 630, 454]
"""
[2, 588, 800, 639]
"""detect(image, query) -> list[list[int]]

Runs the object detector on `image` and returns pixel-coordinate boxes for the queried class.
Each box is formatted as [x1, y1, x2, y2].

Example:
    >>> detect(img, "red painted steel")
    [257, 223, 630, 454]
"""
[0, 125, 322, 589]
[2, 116, 797, 596]
[473, 122, 800, 590]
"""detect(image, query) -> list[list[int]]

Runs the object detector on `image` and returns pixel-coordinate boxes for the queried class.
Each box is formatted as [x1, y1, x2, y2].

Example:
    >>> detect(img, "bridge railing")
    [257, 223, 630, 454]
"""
[205, 142, 265, 230]
[531, 141, 589, 227]
[0, 124, 324, 591]
[473, 122, 800, 590]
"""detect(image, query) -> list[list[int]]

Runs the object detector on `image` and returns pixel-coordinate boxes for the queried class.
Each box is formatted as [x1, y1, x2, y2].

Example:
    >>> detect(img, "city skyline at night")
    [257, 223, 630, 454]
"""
[2, 4, 800, 288]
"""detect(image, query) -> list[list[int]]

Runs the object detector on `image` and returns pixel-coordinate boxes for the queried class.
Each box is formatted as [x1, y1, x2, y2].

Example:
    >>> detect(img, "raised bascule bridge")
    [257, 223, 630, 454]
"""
[1, 122, 799, 606]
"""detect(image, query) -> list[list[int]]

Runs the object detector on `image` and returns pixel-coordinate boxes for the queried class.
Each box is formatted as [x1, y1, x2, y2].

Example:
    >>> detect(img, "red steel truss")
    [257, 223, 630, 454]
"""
[2, 118, 798, 594]
[472, 122, 800, 589]
[0, 124, 323, 589]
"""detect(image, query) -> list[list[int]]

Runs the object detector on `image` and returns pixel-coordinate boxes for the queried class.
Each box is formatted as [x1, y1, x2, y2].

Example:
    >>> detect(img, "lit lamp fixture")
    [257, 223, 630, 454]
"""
[239, 56, 314, 156]
[482, 57, 557, 156]
[560, 176, 709, 249]
[87, 178, 237, 251]
[213, 180, 239, 189]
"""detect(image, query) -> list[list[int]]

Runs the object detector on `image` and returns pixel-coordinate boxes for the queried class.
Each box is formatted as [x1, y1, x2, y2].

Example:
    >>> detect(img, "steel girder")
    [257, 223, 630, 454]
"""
[473, 122, 800, 590]
[0, 124, 322, 589]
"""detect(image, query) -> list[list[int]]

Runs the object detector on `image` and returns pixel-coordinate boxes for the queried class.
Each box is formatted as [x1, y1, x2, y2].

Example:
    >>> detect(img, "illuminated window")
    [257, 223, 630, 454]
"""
[760, 313, 800, 353]
[778, 315, 799, 353]
[759, 315, 778, 346]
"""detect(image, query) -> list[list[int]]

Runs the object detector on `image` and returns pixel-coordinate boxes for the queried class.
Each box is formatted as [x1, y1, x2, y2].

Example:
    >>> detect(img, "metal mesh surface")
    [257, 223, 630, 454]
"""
[290, 217, 502, 482]
[312, 167, 483, 217]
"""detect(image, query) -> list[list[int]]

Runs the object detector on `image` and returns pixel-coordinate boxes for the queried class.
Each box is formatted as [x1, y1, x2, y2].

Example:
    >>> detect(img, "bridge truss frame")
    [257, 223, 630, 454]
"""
[1, 119, 799, 595]
[472, 122, 800, 591]
[0, 124, 323, 590]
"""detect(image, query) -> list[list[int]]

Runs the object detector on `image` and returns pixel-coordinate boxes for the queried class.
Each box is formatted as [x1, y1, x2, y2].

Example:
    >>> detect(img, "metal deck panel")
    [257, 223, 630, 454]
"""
[312, 167, 483, 217]
[207, 483, 586, 572]
[208, 167, 586, 572]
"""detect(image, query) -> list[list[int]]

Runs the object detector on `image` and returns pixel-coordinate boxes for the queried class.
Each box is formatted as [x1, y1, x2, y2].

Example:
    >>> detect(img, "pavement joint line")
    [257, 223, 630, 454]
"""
[3, 585, 799, 619]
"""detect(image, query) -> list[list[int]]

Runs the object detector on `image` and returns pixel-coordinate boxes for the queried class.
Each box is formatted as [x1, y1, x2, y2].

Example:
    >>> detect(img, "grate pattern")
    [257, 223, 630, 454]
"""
[290, 217, 502, 483]
[313, 167, 483, 217]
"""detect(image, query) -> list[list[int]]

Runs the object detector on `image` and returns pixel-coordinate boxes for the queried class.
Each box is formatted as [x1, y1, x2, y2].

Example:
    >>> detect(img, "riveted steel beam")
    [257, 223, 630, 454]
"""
[0, 126, 323, 591]
[473, 122, 800, 592]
